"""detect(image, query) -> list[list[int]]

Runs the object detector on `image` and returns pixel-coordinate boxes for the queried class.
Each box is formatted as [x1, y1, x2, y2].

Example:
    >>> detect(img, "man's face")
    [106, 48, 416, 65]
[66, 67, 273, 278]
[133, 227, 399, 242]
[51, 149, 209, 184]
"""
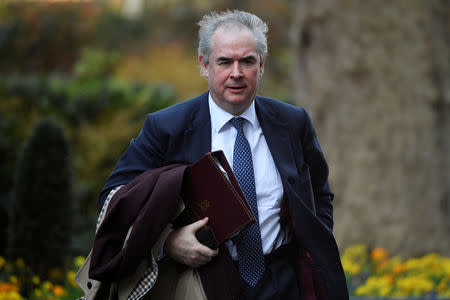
[199, 27, 265, 116]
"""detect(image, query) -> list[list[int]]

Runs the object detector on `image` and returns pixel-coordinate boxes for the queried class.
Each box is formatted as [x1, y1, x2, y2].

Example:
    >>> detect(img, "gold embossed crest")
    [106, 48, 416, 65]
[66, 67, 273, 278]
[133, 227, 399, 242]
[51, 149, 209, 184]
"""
[198, 199, 210, 212]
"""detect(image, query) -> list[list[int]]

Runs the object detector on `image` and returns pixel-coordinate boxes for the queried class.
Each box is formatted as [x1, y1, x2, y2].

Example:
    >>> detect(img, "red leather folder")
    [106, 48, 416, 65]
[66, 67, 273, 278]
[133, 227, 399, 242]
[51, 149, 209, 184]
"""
[182, 150, 255, 246]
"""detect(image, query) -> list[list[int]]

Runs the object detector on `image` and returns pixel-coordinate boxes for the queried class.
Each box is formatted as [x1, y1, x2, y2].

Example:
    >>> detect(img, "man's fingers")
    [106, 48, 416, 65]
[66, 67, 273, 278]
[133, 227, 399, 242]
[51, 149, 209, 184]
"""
[188, 217, 209, 232]
[190, 248, 219, 267]
[196, 243, 219, 258]
[164, 217, 219, 268]
[188, 217, 220, 256]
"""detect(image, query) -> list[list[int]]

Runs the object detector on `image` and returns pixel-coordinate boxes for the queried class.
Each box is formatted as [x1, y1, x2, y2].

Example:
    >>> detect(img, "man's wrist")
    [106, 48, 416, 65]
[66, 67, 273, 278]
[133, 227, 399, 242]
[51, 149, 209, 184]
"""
[155, 227, 174, 261]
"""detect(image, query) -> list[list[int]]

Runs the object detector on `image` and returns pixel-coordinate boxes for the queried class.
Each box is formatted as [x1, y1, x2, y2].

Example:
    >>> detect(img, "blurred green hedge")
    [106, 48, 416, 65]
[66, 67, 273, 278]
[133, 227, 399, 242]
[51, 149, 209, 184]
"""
[0, 48, 177, 256]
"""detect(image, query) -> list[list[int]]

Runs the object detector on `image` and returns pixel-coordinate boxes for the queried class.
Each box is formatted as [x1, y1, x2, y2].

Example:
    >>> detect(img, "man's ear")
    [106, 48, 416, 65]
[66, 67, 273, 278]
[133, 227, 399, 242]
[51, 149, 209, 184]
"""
[259, 55, 266, 77]
[199, 55, 209, 78]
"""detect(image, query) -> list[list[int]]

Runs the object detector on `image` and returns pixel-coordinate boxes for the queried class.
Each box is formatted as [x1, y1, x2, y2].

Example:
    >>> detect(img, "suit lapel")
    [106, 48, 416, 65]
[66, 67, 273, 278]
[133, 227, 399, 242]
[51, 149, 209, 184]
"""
[255, 97, 297, 183]
[184, 92, 212, 164]
[256, 97, 319, 217]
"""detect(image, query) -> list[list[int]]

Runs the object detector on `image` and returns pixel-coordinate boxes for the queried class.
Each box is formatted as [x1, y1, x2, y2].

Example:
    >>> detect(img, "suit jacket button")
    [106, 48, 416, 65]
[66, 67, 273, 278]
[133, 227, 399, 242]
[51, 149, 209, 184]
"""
[87, 282, 92, 289]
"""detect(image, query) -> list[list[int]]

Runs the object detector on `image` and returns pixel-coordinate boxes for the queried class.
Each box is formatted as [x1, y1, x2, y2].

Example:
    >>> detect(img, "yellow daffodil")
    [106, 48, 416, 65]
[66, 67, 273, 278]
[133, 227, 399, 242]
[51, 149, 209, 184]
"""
[393, 262, 406, 275]
[34, 288, 43, 298]
[344, 245, 450, 296]
[342, 258, 361, 275]
[74, 256, 86, 268]
[42, 280, 52, 291]
[9, 276, 18, 285]
[0, 256, 5, 269]
[342, 244, 368, 264]
[396, 275, 434, 296]
[52, 284, 66, 297]
[67, 270, 78, 287]
[370, 247, 388, 262]
[15, 258, 25, 269]
[32, 275, 40, 286]
[0, 282, 19, 293]
[437, 277, 447, 293]
[355, 275, 393, 296]
[0, 290, 24, 300]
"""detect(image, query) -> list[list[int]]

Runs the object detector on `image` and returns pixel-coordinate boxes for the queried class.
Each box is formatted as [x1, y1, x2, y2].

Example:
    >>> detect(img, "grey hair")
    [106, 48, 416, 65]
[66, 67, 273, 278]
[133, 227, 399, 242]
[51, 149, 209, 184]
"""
[198, 10, 268, 64]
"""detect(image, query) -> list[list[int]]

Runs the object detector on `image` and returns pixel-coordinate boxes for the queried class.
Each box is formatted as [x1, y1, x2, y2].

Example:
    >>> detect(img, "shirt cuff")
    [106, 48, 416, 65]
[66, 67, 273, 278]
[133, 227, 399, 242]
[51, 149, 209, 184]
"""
[153, 226, 174, 261]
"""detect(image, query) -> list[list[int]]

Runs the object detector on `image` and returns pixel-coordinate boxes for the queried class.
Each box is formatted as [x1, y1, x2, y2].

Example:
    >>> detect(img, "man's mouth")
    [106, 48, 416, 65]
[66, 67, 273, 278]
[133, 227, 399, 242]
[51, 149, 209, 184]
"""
[228, 85, 246, 91]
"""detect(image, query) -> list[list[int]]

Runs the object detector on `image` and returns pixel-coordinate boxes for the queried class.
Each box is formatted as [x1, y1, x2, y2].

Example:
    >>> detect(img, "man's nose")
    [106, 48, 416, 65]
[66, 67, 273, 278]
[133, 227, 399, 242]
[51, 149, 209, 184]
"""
[230, 61, 242, 78]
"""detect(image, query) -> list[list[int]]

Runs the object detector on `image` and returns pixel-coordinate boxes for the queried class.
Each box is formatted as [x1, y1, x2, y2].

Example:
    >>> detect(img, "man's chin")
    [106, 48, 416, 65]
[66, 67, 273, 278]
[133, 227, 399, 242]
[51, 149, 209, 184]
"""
[225, 97, 249, 107]
[224, 98, 252, 115]
[224, 91, 249, 103]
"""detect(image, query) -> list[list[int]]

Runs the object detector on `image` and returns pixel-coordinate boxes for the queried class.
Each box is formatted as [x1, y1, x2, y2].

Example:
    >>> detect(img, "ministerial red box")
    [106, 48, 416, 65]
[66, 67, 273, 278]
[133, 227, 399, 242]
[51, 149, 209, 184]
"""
[182, 151, 255, 246]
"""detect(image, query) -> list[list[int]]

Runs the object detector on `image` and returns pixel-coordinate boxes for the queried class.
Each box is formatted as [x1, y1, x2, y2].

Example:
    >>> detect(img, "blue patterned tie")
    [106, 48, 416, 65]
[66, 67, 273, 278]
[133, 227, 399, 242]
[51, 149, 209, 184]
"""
[230, 117, 265, 287]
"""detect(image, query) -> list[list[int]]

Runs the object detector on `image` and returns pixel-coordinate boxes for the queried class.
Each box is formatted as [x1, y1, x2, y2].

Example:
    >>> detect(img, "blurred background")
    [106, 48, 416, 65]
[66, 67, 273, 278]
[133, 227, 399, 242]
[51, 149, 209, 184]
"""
[0, 0, 448, 298]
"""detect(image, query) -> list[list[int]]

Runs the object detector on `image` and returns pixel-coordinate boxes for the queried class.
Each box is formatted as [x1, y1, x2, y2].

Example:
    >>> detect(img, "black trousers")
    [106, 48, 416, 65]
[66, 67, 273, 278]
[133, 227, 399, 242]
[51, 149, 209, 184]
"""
[240, 243, 301, 300]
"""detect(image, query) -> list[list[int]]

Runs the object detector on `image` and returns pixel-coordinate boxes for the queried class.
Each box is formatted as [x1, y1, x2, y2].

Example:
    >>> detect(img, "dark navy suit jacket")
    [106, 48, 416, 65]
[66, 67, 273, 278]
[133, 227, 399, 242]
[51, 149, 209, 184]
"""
[100, 92, 348, 299]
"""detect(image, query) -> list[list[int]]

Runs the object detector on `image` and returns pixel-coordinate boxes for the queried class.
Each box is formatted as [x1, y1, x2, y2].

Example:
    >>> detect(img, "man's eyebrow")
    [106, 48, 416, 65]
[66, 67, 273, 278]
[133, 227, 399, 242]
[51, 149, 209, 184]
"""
[216, 55, 257, 62]
[216, 56, 232, 62]
[240, 55, 257, 62]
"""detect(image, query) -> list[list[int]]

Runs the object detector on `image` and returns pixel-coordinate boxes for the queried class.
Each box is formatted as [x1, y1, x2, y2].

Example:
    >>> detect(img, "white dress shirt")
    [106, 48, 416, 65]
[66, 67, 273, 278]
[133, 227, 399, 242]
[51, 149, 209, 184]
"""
[208, 94, 288, 259]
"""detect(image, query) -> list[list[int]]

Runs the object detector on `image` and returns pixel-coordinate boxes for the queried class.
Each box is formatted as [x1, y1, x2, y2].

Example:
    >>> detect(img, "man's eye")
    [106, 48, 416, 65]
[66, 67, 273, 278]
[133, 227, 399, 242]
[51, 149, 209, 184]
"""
[243, 59, 255, 65]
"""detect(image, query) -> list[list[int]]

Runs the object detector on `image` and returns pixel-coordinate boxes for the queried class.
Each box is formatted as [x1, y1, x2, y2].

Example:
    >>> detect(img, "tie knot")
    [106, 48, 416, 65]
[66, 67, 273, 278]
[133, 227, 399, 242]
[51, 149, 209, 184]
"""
[230, 117, 245, 133]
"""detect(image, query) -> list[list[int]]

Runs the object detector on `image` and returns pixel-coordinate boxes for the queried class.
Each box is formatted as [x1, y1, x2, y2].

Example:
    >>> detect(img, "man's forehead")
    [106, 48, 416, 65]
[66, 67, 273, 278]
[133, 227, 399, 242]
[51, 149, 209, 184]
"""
[211, 27, 258, 57]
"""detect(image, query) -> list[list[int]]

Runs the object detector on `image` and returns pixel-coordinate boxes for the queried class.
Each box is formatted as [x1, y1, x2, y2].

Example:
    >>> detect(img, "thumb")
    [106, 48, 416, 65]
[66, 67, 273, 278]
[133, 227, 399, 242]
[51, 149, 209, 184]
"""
[188, 217, 209, 232]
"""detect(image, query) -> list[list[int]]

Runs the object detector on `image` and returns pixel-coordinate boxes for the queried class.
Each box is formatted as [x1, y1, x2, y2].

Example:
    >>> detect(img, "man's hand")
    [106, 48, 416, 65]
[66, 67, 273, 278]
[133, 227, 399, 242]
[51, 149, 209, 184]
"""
[164, 217, 219, 268]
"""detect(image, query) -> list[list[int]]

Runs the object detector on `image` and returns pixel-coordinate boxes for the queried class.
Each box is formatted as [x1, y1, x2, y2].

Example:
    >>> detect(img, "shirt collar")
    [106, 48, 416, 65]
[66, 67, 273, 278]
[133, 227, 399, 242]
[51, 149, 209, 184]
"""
[208, 92, 258, 133]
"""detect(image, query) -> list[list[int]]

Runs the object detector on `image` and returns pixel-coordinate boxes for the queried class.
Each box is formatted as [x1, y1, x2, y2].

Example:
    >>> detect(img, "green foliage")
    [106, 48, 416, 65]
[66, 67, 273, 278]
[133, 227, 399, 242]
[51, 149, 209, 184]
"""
[89, 8, 151, 49]
[74, 48, 120, 81]
[8, 117, 73, 278]
[0, 71, 175, 126]
[0, 70, 177, 255]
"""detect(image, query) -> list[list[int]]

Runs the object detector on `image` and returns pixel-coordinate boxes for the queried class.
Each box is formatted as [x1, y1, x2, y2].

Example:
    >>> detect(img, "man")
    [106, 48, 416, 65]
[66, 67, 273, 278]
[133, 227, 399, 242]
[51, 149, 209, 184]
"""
[99, 10, 348, 300]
